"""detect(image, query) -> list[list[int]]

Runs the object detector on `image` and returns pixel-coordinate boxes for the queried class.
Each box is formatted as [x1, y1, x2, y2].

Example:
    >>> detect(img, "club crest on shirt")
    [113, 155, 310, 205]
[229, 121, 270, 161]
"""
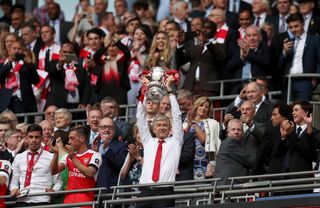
[84, 158, 89, 164]
[95, 158, 99, 165]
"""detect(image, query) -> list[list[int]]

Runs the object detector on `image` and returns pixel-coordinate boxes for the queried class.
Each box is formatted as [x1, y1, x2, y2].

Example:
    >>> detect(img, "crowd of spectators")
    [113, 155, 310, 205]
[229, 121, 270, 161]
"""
[0, 0, 320, 207]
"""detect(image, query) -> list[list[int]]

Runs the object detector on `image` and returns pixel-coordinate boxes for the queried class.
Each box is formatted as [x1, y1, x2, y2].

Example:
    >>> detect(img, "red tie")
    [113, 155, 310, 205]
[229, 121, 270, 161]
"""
[24, 152, 38, 187]
[152, 140, 165, 182]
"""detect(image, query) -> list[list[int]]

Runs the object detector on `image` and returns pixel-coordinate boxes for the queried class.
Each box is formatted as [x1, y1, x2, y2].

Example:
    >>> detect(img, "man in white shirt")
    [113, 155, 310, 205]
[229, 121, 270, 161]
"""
[280, 12, 320, 101]
[10, 124, 62, 206]
[136, 76, 184, 208]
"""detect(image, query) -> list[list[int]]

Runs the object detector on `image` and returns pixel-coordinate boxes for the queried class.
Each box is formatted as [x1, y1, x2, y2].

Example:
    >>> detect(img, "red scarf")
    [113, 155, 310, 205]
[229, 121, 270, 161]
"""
[215, 23, 229, 44]
[64, 63, 79, 92]
[5, 60, 24, 91]
[101, 53, 124, 85]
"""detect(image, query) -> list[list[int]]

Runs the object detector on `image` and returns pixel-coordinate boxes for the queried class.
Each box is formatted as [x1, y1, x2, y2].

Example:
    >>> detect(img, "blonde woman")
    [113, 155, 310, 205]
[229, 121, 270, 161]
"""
[0, 33, 19, 61]
[184, 96, 221, 179]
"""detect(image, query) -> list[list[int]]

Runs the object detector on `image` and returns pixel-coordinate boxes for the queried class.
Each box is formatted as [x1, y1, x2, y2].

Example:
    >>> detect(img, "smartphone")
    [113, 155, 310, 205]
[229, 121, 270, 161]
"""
[65, 53, 78, 63]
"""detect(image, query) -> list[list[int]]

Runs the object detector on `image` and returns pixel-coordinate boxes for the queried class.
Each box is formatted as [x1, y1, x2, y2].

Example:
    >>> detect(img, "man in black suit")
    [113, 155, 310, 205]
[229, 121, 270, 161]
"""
[246, 81, 273, 127]
[253, 103, 293, 175]
[271, 0, 291, 34]
[299, 0, 320, 36]
[45, 42, 91, 109]
[21, 23, 44, 64]
[275, 101, 317, 177]
[100, 97, 132, 142]
[215, 119, 252, 185]
[280, 12, 320, 101]
[252, 0, 273, 27]
[213, 0, 239, 29]
[96, 117, 127, 192]
[172, 1, 191, 32]
[0, 41, 40, 113]
[47, 2, 72, 44]
[228, 0, 252, 14]
[176, 20, 226, 96]
[227, 26, 272, 92]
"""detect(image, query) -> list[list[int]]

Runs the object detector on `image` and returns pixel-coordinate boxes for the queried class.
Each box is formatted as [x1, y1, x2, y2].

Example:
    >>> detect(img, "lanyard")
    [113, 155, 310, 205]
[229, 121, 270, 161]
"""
[26, 149, 43, 175]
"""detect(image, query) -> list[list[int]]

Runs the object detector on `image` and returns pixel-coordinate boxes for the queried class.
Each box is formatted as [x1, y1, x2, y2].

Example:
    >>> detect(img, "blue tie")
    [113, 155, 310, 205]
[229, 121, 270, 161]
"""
[242, 62, 252, 79]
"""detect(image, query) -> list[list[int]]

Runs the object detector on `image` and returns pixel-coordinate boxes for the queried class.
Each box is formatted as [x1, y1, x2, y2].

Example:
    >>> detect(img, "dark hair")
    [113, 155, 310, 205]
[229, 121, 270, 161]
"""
[69, 126, 89, 141]
[22, 22, 36, 31]
[291, 100, 313, 115]
[286, 12, 304, 24]
[41, 24, 56, 34]
[273, 103, 293, 121]
[166, 20, 180, 31]
[239, 9, 253, 19]
[133, 1, 149, 11]
[53, 130, 69, 146]
[126, 17, 141, 26]
[86, 28, 104, 39]
[27, 124, 43, 135]
[11, 3, 25, 13]
[0, 0, 12, 6]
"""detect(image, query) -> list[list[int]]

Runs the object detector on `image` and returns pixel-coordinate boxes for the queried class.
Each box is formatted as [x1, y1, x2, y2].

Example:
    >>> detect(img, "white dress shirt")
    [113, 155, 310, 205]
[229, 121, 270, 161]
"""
[10, 148, 63, 203]
[137, 95, 184, 184]
[50, 19, 61, 44]
[289, 32, 307, 74]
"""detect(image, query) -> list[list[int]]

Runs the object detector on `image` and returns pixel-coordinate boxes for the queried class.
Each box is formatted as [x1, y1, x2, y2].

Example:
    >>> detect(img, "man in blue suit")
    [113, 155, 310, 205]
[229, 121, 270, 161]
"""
[280, 12, 320, 101]
[96, 117, 127, 192]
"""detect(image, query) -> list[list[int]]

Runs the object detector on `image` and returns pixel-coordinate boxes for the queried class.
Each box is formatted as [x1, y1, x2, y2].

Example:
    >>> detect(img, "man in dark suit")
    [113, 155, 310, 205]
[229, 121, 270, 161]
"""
[280, 12, 320, 101]
[213, 0, 239, 29]
[253, 103, 293, 175]
[96, 117, 127, 192]
[21, 23, 44, 63]
[271, 0, 291, 34]
[100, 97, 132, 142]
[47, 2, 72, 44]
[215, 119, 252, 185]
[176, 20, 226, 96]
[252, 0, 273, 27]
[299, 0, 320, 36]
[246, 81, 273, 127]
[0, 41, 40, 113]
[228, 0, 252, 14]
[45, 42, 91, 109]
[176, 132, 195, 181]
[227, 26, 272, 92]
[274, 101, 317, 177]
[172, 1, 191, 32]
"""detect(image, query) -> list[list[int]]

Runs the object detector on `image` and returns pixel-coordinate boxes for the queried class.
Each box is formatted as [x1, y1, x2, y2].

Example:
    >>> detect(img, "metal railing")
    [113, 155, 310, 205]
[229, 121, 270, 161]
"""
[101, 170, 320, 207]
[286, 73, 320, 104]
[2, 187, 106, 208]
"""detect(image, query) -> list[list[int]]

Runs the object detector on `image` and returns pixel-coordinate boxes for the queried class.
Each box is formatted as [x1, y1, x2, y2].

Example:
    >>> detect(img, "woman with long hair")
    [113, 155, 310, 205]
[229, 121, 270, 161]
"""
[184, 96, 221, 179]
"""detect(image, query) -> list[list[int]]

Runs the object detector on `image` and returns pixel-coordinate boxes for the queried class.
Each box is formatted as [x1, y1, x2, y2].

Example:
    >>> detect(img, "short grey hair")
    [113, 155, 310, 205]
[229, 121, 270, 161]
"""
[55, 108, 72, 121]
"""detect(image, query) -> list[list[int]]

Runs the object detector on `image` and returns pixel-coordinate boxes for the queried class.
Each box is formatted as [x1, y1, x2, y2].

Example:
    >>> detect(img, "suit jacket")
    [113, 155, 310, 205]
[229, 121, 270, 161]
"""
[96, 139, 128, 191]
[0, 62, 40, 112]
[279, 34, 320, 76]
[307, 14, 320, 36]
[115, 119, 132, 142]
[45, 60, 91, 108]
[60, 21, 73, 44]
[226, 11, 240, 30]
[176, 132, 195, 181]
[227, 43, 272, 79]
[254, 101, 273, 128]
[275, 127, 317, 177]
[253, 14, 273, 27]
[176, 39, 226, 92]
[33, 38, 44, 63]
[215, 137, 252, 185]
[242, 122, 265, 164]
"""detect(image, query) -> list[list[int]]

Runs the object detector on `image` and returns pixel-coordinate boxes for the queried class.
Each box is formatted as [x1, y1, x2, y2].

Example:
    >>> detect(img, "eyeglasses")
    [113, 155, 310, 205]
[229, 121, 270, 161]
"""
[98, 125, 115, 130]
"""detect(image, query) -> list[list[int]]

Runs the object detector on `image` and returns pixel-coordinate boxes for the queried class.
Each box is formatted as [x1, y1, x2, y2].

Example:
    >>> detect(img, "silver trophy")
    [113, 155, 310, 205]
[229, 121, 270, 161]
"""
[146, 66, 168, 103]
